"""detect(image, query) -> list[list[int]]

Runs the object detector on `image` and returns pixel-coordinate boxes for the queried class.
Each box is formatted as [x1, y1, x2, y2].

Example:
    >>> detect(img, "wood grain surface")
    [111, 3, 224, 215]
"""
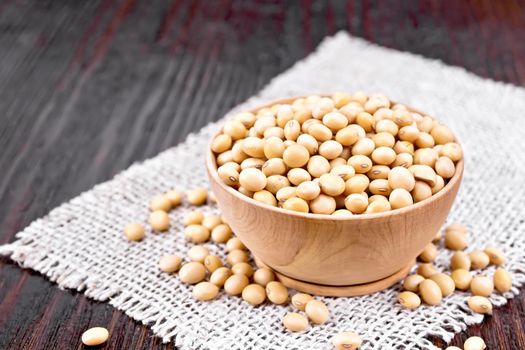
[1, 0, 524, 349]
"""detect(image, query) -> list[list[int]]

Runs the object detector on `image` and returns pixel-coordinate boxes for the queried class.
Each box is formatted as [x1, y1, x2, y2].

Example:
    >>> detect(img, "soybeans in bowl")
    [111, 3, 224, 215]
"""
[211, 93, 461, 216]
[206, 93, 463, 291]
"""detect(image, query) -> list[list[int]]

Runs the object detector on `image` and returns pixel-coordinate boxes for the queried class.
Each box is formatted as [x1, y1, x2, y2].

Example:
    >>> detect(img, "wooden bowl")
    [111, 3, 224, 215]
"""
[206, 97, 463, 296]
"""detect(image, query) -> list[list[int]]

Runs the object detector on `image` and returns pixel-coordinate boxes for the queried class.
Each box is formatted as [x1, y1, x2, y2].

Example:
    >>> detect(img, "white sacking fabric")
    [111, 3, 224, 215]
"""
[1, 32, 525, 350]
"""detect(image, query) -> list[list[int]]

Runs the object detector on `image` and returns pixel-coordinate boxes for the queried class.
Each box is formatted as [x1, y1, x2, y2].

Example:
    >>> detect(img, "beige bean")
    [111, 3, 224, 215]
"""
[253, 190, 278, 206]
[305, 299, 330, 324]
[444, 230, 468, 250]
[468, 296, 492, 315]
[429, 273, 455, 296]
[224, 274, 249, 295]
[224, 120, 248, 140]
[418, 243, 437, 262]
[344, 193, 368, 214]
[332, 331, 362, 350]
[419, 279, 442, 305]
[348, 155, 373, 174]
[388, 166, 415, 191]
[309, 194, 337, 214]
[296, 181, 321, 201]
[365, 198, 391, 213]
[266, 281, 288, 304]
[193, 281, 219, 301]
[470, 276, 494, 297]
[319, 140, 343, 159]
[345, 174, 370, 195]
[184, 210, 204, 226]
[307, 155, 331, 178]
[389, 188, 413, 209]
[204, 255, 223, 272]
[150, 194, 172, 212]
[211, 134, 233, 153]
[242, 284, 266, 305]
[417, 263, 438, 278]
[283, 197, 309, 213]
[494, 268, 512, 293]
[450, 251, 471, 270]
[218, 164, 240, 186]
[451, 269, 472, 290]
[124, 223, 145, 241]
[351, 138, 375, 156]
[398, 291, 421, 309]
[179, 262, 206, 284]
[411, 181, 432, 202]
[187, 246, 209, 263]
[367, 165, 390, 180]
[226, 237, 246, 252]
[262, 158, 287, 176]
[239, 168, 267, 192]
[149, 210, 170, 232]
[211, 224, 233, 243]
[409, 164, 436, 187]
[291, 293, 314, 311]
[282, 312, 309, 332]
[403, 274, 425, 292]
[463, 336, 486, 350]
[231, 262, 254, 277]
[209, 267, 232, 287]
[253, 268, 275, 287]
[430, 124, 455, 145]
[187, 188, 208, 205]
[184, 224, 210, 243]
[391, 152, 413, 168]
[227, 249, 249, 266]
[435, 156, 455, 179]
[81, 327, 109, 346]
[202, 215, 222, 231]
[335, 126, 359, 146]
[159, 255, 182, 273]
[265, 175, 290, 194]
[484, 246, 506, 265]
[440, 142, 463, 162]
[469, 251, 490, 270]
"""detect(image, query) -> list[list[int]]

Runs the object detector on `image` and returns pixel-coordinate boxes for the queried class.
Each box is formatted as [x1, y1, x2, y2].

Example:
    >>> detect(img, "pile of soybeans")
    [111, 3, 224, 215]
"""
[211, 92, 463, 215]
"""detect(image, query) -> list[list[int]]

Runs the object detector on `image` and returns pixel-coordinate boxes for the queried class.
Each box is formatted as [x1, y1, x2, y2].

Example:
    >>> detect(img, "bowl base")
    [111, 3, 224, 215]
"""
[253, 256, 415, 297]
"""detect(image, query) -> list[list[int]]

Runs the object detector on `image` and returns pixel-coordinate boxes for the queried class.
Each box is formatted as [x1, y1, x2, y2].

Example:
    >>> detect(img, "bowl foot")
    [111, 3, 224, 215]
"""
[253, 256, 415, 297]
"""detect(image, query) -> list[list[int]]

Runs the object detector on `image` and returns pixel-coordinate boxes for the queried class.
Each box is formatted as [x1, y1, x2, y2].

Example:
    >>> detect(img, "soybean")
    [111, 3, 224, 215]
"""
[159, 255, 182, 273]
[470, 276, 494, 297]
[81, 327, 109, 346]
[253, 268, 275, 287]
[224, 274, 249, 296]
[305, 299, 330, 324]
[124, 223, 145, 241]
[266, 281, 289, 304]
[398, 291, 421, 309]
[193, 281, 219, 301]
[332, 331, 362, 350]
[468, 296, 492, 315]
[242, 284, 266, 305]
[282, 313, 308, 332]
[179, 262, 206, 284]
[291, 293, 314, 311]
[419, 279, 442, 305]
[494, 268, 512, 293]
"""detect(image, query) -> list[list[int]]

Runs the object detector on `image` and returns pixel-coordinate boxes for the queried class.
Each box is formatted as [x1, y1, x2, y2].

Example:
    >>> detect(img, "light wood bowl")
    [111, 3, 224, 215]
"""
[206, 97, 463, 296]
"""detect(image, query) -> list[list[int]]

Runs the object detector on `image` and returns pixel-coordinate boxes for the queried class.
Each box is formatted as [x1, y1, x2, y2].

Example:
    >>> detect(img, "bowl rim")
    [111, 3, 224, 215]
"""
[206, 96, 464, 222]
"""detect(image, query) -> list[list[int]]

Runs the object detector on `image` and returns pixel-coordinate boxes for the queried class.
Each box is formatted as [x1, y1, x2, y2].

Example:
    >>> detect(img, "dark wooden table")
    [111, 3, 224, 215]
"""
[1, 1, 524, 349]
